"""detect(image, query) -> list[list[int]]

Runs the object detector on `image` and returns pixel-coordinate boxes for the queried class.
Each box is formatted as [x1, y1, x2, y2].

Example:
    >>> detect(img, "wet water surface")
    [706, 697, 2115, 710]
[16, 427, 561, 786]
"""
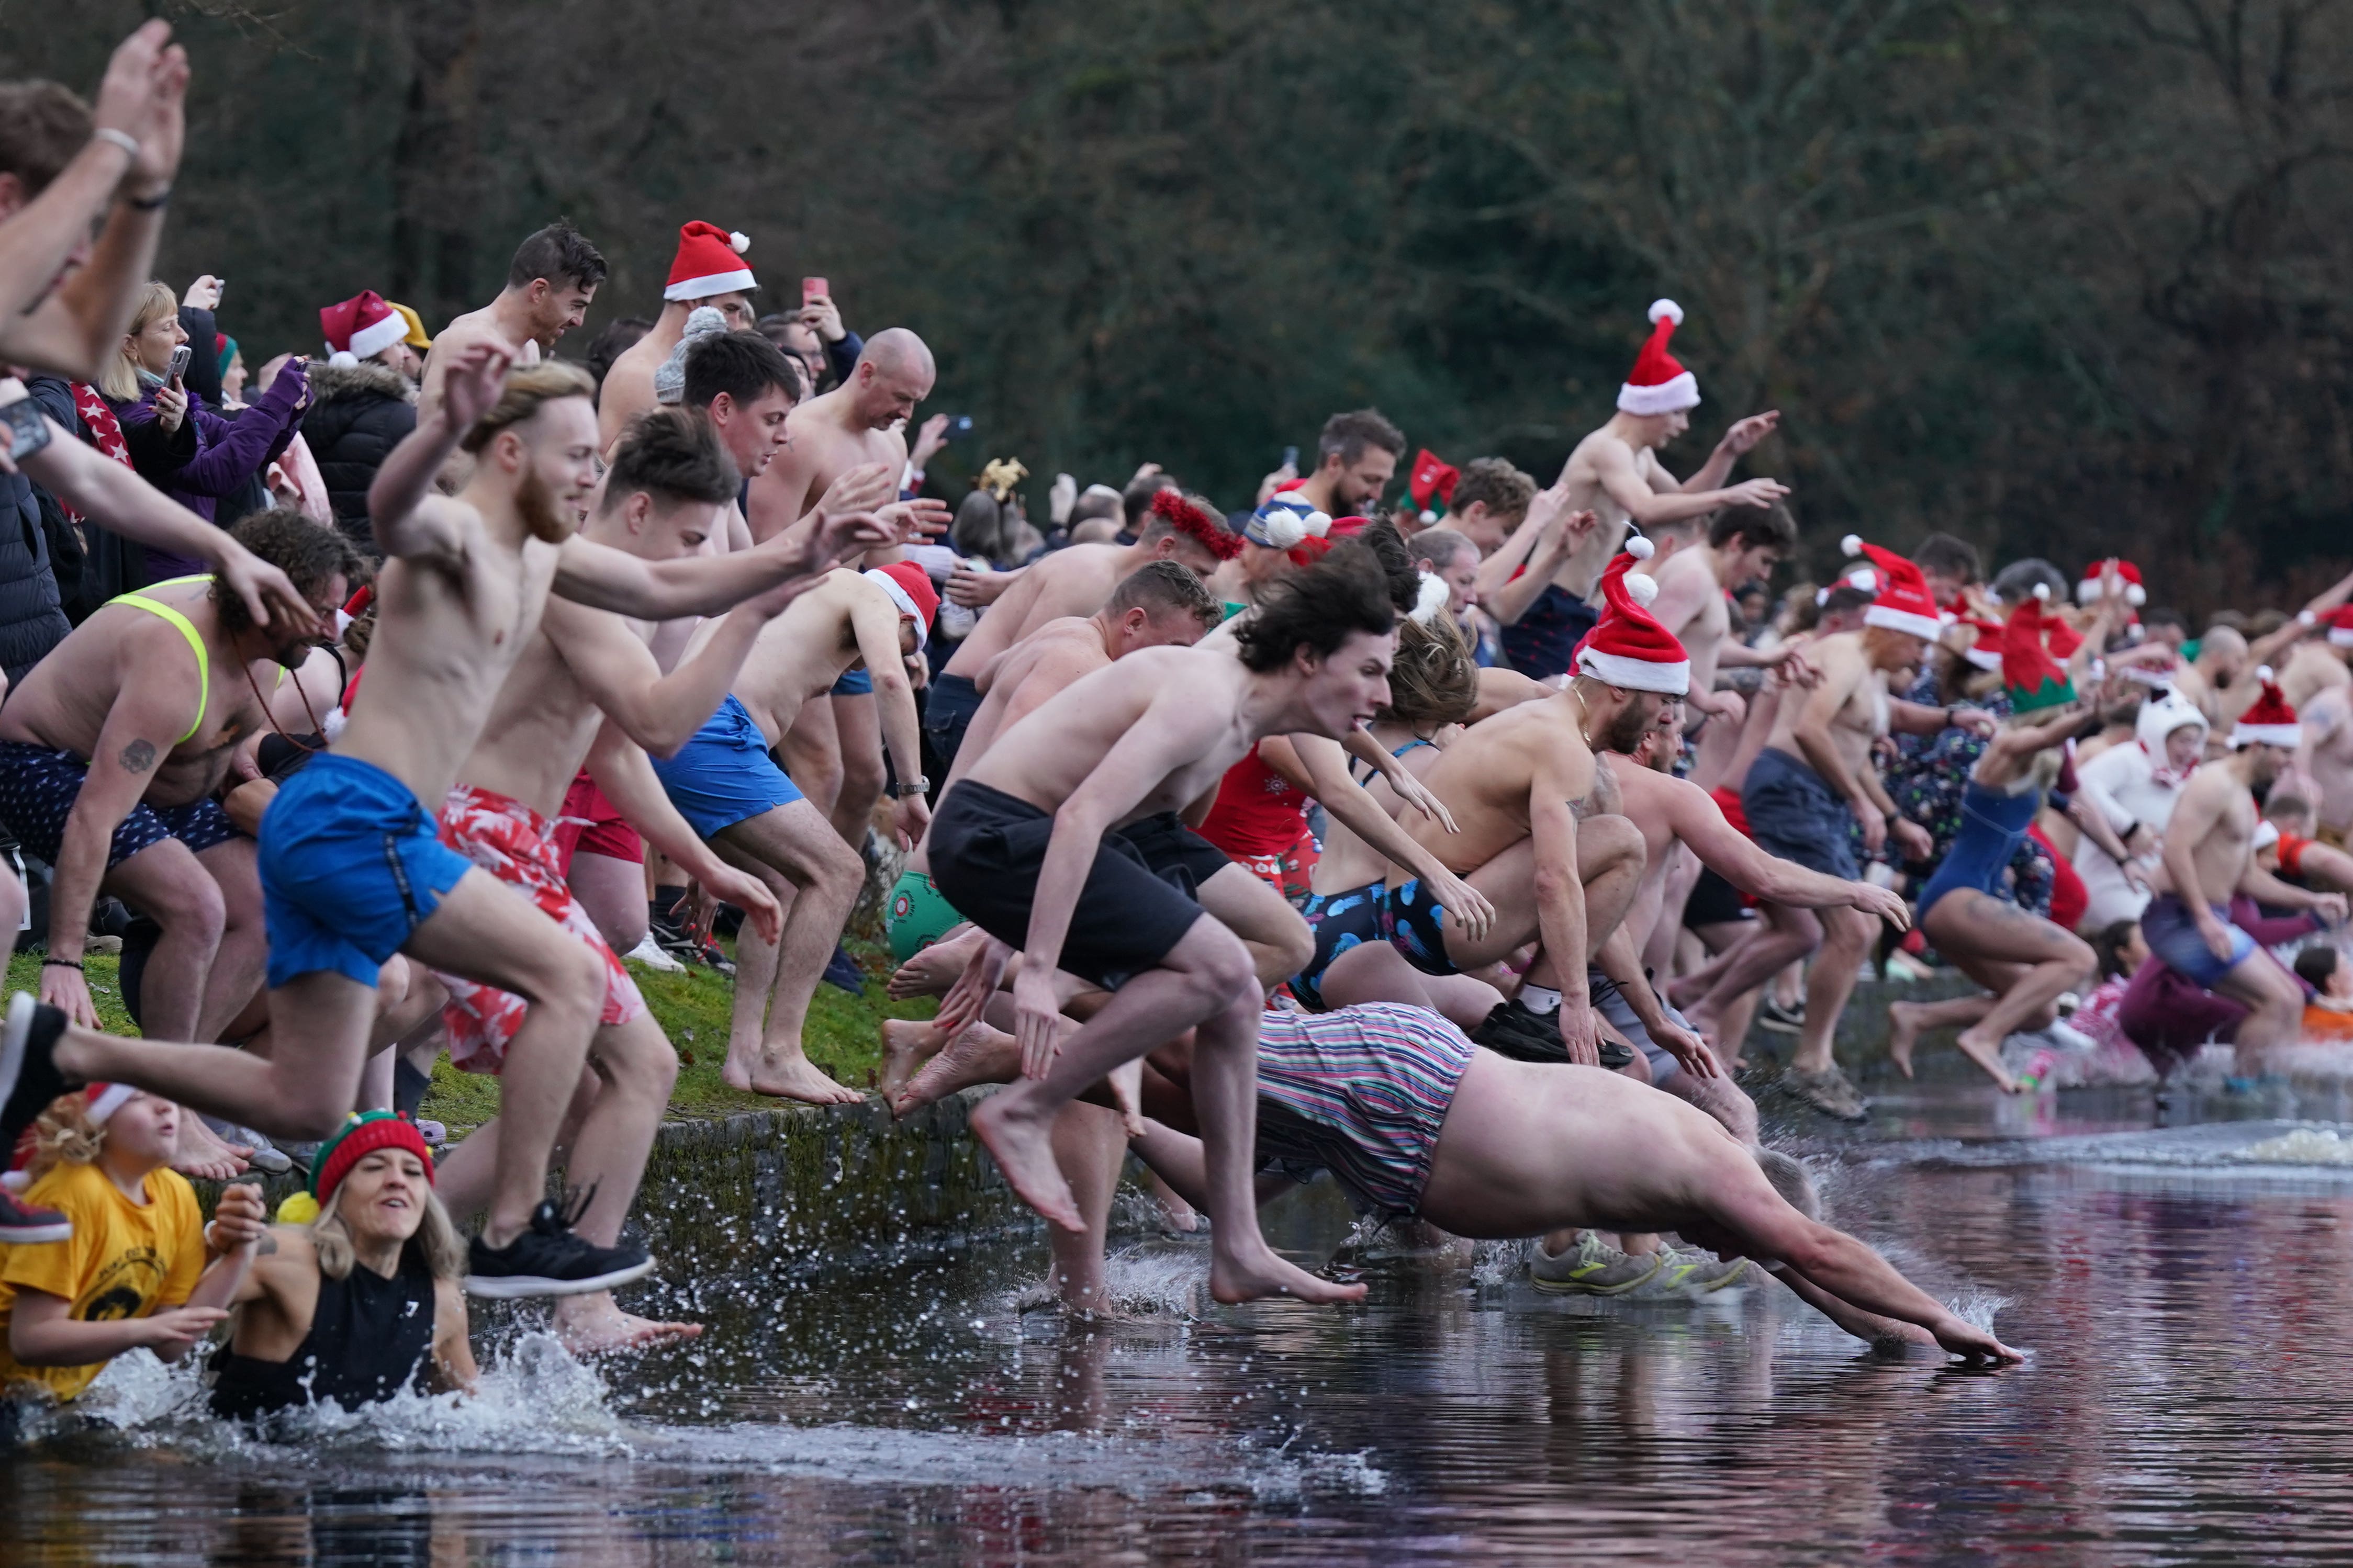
[13, 1082, 2353, 1564]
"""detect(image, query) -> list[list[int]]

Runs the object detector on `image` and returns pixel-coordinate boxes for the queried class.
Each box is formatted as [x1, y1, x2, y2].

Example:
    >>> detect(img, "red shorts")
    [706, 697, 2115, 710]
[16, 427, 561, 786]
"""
[434, 784, 646, 1075]
[553, 771, 644, 871]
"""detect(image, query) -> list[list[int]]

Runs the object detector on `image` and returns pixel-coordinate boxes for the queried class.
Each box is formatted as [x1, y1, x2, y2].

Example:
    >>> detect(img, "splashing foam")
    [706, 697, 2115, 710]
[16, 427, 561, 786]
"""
[1007, 1243, 1213, 1319]
[2239, 1126, 2353, 1165]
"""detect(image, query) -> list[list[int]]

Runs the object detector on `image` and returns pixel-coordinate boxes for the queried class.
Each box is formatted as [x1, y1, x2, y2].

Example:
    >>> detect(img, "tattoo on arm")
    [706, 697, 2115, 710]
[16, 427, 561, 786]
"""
[119, 738, 157, 773]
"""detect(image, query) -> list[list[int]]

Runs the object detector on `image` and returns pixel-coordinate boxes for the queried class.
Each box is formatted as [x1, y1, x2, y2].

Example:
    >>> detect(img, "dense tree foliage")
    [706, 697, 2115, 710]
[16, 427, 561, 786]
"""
[24, 0, 2353, 612]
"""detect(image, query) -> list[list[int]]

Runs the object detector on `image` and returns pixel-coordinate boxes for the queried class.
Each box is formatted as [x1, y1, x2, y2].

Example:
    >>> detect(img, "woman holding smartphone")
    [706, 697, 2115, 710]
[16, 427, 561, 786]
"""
[98, 280, 310, 580]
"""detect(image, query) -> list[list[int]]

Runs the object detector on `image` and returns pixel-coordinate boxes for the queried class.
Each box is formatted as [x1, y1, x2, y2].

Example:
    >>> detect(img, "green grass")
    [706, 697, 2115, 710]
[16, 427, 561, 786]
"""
[9, 934, 938, 1140]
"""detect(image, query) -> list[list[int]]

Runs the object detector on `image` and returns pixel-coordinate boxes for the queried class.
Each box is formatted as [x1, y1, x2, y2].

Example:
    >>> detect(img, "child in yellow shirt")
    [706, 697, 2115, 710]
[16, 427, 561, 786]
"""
[0, 1086, 265, 1408]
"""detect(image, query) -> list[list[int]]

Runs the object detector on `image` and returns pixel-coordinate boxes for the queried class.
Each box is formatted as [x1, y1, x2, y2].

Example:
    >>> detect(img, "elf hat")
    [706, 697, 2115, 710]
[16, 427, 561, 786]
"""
[2076, 558, 2148, 607]
[664, 221, 756, 302]
[1960, 613, 2007, 671]
[2003, 587, 2077, 713]
[319, 290, 407, 367]
[2232, 667, 2301, 750]
[1406, 449, 1460, 523]
[867, 563, 939, 651]
[1841, 535, 1944, 641]
[1573, 548, 1690, 695]
[278, 1111, 434, 1225]
[2325, 605, 2353, 648]
[1617, 299, 1700, 417]
[386, 300, 432, 350]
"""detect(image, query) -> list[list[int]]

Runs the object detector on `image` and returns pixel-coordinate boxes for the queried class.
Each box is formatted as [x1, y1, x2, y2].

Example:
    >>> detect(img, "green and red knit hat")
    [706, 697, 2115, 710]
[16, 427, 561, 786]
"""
[276, 1111, 433, 1224]
[2002, 587, 2077, 713]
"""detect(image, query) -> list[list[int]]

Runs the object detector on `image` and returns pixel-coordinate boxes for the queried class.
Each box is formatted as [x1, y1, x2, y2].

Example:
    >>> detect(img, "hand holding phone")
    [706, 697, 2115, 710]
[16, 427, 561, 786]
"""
[166, 342, 192, 386]
[802, 277, 828, 306]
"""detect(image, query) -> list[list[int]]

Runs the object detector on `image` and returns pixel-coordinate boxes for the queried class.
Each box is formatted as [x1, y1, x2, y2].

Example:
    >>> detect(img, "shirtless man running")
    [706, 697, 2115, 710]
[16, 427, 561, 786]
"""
[419, 222, 604, 425]
[2142, 671, 2347, 1069]
[1484, 300, 1786, 678]
[596, 221, 762, 452]
[924, 488, 1241, 771]
[1639, 499, 1805, 726]
[0, 346, 890, 1298]
[2291, 608, 2353, 845]
[921, 545, 1402, 1304]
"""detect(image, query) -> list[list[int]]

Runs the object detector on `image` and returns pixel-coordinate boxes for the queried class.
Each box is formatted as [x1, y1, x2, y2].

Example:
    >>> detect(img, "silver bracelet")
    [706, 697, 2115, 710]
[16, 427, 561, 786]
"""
[92, 127, 140, 159]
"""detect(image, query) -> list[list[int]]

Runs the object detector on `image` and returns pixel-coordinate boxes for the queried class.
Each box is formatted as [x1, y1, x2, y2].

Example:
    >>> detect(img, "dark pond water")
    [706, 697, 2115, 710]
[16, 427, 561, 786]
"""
[12, 1081, 2353, 1564]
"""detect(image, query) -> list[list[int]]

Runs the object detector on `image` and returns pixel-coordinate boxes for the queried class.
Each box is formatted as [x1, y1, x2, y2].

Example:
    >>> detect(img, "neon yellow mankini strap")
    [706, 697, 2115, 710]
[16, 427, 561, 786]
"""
[105, 574, 215, 746]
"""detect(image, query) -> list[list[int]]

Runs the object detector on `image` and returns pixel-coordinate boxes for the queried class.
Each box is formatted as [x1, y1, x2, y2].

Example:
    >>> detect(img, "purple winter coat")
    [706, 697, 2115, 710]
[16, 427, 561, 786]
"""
[109, 358, 308, 578]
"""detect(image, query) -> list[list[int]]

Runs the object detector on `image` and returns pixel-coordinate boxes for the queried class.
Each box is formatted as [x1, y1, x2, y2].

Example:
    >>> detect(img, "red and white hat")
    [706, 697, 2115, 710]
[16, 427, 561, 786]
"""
[1841, 535, 1943, 641]
[1573, 546, 1689, 695]
[320, 290, 407, 367]
[2076, 558, 2148, 607]
[2324, 606, 2353, 648]
[866, 563, 939, 651]
[1959, 612, 2007, 671]
[1617, 299, 1700, 417]
[2232, 667, 2300, 749]
[664, 221, 756, 302]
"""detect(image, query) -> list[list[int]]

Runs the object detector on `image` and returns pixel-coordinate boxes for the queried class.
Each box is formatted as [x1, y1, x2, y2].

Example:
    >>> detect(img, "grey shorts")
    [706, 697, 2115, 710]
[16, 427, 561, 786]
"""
[1589, 967, 1690, 1089]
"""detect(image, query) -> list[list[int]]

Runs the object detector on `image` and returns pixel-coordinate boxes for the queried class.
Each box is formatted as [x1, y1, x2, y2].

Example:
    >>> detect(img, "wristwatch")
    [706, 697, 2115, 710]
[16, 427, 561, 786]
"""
[892, 778, 929, 798]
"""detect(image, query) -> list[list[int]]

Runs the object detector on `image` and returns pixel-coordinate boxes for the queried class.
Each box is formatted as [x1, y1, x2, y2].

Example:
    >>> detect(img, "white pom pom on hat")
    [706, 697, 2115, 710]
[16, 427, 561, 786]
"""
[1410, 572, 1451, 625]
[729, 231, 750, 253]
[1648, 299, 1685, 326]
[1841, 534, 1863, 557]
[1624, 534, 1655, 560]
[2128, 584, 2147, 606]
[2033, 583, 2052, 601]
[2301, 610, 2319, 625]
[2259, 665, 2276, 683]
[1625, 572, 1660, 608]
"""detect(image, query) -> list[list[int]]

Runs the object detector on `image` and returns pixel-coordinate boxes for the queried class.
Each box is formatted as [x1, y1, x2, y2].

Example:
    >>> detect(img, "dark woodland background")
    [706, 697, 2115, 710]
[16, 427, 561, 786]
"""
[11, 1, 2353, 614]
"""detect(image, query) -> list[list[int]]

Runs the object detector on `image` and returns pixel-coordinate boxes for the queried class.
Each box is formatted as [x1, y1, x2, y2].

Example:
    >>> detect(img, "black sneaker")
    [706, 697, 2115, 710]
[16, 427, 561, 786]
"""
[1757, 998, 1806, 1035]
[0, 993, 75, 1154]
[1473, 999, 1634, 1069]
[0, 1188, 69, 1244]
[464, 1189, 654, 1300]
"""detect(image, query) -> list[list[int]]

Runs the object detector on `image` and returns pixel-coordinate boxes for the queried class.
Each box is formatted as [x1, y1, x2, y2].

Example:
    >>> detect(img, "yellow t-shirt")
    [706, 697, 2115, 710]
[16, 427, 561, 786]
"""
[0, 1160, 205, 1402]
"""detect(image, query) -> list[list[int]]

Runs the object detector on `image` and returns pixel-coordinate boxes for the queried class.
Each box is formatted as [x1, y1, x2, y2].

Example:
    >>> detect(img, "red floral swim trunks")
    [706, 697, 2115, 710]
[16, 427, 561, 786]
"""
[434, 783, 645, 1075]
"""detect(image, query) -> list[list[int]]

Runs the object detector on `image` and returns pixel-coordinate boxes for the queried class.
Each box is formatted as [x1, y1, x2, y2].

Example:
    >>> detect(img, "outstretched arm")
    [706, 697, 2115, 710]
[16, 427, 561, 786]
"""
[1590, 437, 1787, 528]
[585, 722, 783, 946]
[1278, 735, 1494, 941]
[543, 596, 786, 758]
[554, 507, 892, 621]
[1664, 773, 1909, 926]
[847, 589, 929, 847]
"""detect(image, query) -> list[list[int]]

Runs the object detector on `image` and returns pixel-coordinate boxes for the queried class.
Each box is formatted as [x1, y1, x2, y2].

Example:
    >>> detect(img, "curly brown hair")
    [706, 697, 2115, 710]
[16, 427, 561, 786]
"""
[1381, 612, 1477, 727]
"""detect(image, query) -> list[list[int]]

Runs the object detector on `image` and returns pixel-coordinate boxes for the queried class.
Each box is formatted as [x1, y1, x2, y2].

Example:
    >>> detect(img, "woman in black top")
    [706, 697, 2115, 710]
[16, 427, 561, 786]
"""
[210, 1112, 474, 1422]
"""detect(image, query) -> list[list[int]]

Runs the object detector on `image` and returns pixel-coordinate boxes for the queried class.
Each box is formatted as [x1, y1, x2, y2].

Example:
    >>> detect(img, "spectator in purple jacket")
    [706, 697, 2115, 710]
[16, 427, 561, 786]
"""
[96, 280, 309, 580]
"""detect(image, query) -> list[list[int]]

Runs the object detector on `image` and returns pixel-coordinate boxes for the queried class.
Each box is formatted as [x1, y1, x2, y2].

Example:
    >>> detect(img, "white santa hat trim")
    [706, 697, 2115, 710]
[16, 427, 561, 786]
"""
[2254, 820, 2282, 852]
[864, 568, 927, 650]
[347, 310, 408, 364]
[1864, 604, 1944, 641]
[85, 1084, 136, 1126]
[2232, 722, 2301, 749]
[1575, 645, 1691, 696]
[1617, 372, 1699, 418]
[1964, 645, 2004, 672]
[1409, 572, 1450, 625]
[666, 266, 756, 302]
[2328, 625, 2353, 648]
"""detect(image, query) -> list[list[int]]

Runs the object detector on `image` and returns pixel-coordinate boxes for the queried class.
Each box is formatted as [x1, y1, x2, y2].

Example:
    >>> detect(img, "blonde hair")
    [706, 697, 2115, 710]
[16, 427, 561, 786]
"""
[457, 360, 596, 455]
[21, 1095, 107, 1184]
[96, 280, 181, 402]
[1381, 612, 1478, 727]
[308, 1167, 466, 1283]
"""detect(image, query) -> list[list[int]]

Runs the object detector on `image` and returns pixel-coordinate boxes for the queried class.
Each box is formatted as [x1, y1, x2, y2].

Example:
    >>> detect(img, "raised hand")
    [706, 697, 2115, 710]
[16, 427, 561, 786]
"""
[182, 275, 222, 311]
[1725, 477, 1790, 506]
[813, 460, 896, 521]
[810, 509, 894, 567]
[204, 1181, 269, 1251]
[438, 339, 516, 433]
[214, 538, 320, 636]
[877, 496, 951, 543]
[909, 412, 951, 472]
[1718, 410, 1780, 457]
[94, 20, 189, 195]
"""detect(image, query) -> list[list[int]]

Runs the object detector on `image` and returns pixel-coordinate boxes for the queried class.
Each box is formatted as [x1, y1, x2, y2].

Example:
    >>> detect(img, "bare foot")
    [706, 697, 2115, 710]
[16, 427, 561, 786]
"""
[1106, 1058, 1145, 1137]
[723, 1050, 865, 1105]
[1208, 1240, 1368, 1305]
[894, 1022, 1018, 1115]
[879, 1018, 949, 1110]
[888, 930, 983, 1000]
[1148, 1172, 1198, 1232]
[972, 1088, 1084, 1232]
[171, 1116, 251, 1180]
[553, 1292, 704, 1355]
[1888, 1001, 1924, 1080]
[1952, 1030, 2022, 1093]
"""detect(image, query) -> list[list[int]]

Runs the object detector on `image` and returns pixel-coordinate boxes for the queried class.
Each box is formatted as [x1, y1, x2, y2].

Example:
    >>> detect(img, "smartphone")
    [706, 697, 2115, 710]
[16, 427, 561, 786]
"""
[0, 397, 53, 461]
[946, 415, 976, 441]
[1281, 445, 1299, 471]
[802, 277, 827, 306]
[166, 343, 192, 384]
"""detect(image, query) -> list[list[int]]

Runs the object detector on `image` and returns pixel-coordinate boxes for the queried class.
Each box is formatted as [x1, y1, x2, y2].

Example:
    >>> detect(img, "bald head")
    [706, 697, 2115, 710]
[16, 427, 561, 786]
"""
[849, 327, 936, 431]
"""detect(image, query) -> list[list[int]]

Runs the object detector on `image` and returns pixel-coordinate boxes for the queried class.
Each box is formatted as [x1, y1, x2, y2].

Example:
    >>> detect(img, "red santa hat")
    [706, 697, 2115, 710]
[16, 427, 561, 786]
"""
[319, 290, 408, 367]
[2231, 667, 2300, 750]
[1406, 449, 1460, 523]
[664, 221, 756, 302]
[1572, 547, 1689, 695]
[1840, 535, 1943, 641]
[1960, 612, 2007, 671]
[1617, 299, 1700, 417]
[2324, 605, 2353, 648]
[2076, 558, 2148, 607]
[866, 563, 939, 651]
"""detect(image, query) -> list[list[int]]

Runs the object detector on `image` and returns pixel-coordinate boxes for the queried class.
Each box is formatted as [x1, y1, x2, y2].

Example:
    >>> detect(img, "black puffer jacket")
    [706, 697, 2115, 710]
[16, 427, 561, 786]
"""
[303, 359, 417, 552]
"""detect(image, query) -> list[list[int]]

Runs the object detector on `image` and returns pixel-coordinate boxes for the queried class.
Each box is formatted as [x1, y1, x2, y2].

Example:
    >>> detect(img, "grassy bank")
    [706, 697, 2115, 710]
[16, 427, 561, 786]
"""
[7, 935, 939, 1141]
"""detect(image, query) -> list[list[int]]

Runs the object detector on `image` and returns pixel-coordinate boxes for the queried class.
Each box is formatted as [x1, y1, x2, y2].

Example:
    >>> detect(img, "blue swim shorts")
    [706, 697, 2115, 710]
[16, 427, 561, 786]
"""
[0, 739, 239, 870]
[257, 753, 473, 990]
[830, 665, 874, 697]
[649, 694, 802, 840]
[1742, 746, 1861, 883]
[2141, 894, 2259, 990]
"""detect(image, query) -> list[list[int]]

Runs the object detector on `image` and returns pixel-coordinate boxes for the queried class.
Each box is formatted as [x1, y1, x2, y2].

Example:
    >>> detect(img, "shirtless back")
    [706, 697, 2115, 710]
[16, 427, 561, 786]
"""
[418, 222, 604, 427]
[711, 569, 921, 759]
[747, 328, 934, 554]
[1391, 693, 1598, 876]
[1761, 630, 1889, 796]
[942, 521, 1226, 681]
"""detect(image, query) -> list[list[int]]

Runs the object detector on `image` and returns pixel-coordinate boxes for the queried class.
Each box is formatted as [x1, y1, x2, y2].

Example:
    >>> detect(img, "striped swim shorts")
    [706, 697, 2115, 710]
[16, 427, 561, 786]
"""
[1251, 1002, 1475, 1217]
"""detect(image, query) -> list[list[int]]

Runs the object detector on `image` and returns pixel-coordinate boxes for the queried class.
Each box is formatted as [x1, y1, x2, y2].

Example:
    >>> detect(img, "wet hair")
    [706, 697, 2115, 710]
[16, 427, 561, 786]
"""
[95, 279, 180, 402]
[458, 360, 598, 455]
[1356, 517, 1422, 613]
[601, 408, 741, 511]
[507, 219, 607, 291]
[308, 1163, 465, 1284]
[1233, 540, 1396, 673]
[0, 80, 90, 194]
[1123, 471, 1180, 531]
[1707, 499, 1798, 554]
[1992, 558, 2068, 606]
[1381, 612, 1478, 726]
[1753, 1147, 1821, 1221]
[1447, 457, 1534, 522]
[1915, 532, 1981, 584]
[1105, 559, 1222, 630]
[2295, 944, 2341, 992]
[682, 329, 800, 413]
[2092, 919, 2143, 981]
[212, 510, 364, 640]
[582, 316, 651, 389]
[1411, 527, 1476, 571]
[1318, 408, 1405, 467]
